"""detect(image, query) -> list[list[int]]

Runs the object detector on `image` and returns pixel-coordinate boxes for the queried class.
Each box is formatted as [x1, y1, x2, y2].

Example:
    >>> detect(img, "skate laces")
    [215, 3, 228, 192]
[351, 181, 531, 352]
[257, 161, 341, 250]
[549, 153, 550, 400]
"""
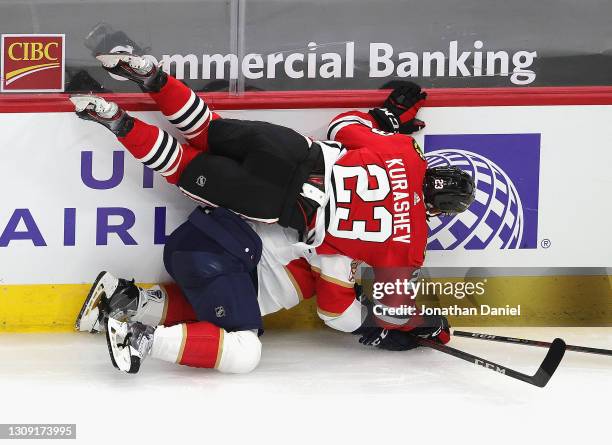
[130, 325, 154, 356]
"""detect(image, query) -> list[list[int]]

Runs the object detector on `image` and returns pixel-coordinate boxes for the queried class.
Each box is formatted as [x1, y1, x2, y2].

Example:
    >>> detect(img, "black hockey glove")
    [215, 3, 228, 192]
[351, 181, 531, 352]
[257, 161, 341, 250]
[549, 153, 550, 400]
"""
[369, 81, 427, 134]
[410, 314, 451, 344]
[358, 327, 421, 351]
[357, 315, 451, 351]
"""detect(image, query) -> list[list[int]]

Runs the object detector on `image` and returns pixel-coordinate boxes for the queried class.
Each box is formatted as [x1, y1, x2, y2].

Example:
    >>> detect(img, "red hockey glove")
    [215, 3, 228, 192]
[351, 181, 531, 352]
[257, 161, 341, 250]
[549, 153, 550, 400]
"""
[384, 81, 427, 124]
[369, 82, 427, 135]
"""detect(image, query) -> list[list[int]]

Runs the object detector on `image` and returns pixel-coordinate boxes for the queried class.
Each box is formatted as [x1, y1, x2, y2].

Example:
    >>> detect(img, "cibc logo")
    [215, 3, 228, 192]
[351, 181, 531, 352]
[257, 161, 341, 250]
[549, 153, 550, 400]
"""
[1, 34, 65, 92]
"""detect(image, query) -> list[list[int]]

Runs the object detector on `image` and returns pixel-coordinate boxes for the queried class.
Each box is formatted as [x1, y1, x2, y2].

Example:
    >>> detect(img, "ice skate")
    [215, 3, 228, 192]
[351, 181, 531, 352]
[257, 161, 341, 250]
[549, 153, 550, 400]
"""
[70, 94, 133, 136]
[106, 318, 155, 374]
[84, 22, 146, 56]
[96, 52, 167, 92]
[75, 271, 166, 333]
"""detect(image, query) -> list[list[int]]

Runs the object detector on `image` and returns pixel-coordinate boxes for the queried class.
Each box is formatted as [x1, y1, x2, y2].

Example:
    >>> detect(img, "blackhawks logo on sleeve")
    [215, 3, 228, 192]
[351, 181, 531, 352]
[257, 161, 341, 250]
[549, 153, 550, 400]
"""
[412, 140, 425, 160]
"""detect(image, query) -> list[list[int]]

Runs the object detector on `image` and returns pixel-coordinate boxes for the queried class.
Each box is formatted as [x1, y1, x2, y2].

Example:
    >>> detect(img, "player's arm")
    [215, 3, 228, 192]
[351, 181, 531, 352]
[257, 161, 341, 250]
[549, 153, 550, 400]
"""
[354, 266, 451, 350]
[327, 110, 382, 150]
[309, 256, 449, 350]
[326, 82, 427, 149]
[311, 255, 367, 332]
[308, 255, 420, 332]
[368, 266, 422, 329]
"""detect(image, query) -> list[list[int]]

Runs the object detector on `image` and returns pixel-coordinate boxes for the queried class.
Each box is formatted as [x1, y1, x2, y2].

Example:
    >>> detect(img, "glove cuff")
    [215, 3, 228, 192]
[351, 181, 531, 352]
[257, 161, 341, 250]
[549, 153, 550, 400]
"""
[369, 108, 399, 133]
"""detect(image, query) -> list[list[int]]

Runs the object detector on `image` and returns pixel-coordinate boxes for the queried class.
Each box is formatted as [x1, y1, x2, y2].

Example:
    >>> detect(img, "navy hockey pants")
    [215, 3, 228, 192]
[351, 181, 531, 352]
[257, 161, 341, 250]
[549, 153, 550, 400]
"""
[163, 206, 263, 332]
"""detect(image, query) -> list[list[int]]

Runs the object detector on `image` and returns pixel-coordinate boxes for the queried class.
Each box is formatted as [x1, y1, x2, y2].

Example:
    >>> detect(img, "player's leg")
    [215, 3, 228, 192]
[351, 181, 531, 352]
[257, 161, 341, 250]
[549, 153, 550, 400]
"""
[149, 75, 215, 150]
[95, 53, 213, 150]
[180, 118, 327, 230]
[78, 207, 263, 330]
[106, 206, 264, 374]
[72, 91, 325, 231]
[177, 153, 285, 222]
[106, 319, 261, 374]
[71, 95, 285, 222]
[74, 214, 215, 333]
[71, 95, 198, 184]
[93, 54, 327, 225]
[75, 273, 197, 333]
[162, 206, 263, 334]
[93, 52, 316, 194]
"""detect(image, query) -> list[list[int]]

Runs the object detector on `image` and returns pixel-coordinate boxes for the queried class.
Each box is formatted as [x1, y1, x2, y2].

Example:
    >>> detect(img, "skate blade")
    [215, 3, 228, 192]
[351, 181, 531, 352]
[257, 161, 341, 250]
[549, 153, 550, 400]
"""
[95, 53, 138, 68]
[75, 271, 118, 333]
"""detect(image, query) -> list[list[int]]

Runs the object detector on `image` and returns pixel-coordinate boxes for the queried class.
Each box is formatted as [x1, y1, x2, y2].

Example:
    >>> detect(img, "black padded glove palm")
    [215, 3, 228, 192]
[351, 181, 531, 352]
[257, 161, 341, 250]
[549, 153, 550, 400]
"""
[384, 81, 427, 121]
[358, 327, 421, 351]
[369, 81, 427, 134]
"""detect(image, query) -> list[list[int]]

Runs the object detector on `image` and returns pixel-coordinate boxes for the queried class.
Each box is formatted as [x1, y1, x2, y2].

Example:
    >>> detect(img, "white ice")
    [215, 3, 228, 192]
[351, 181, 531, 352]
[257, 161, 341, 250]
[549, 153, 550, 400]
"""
[0, 327, 610, 445]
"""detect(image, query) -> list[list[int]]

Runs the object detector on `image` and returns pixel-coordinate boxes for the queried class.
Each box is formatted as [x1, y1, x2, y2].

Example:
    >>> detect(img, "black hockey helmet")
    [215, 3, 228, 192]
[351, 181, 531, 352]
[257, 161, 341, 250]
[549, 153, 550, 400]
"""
[423, 166, 475, 214]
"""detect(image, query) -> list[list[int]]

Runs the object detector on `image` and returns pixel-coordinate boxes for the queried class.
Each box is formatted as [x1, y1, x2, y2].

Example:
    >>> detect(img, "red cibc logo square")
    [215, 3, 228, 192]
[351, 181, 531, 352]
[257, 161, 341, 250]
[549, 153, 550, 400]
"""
[1, 34, 65, 92]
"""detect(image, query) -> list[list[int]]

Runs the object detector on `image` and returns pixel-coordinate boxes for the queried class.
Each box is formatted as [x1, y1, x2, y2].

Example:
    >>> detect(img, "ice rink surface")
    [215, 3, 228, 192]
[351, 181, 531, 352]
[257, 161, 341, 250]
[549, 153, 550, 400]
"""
[0, 327, 610, 444]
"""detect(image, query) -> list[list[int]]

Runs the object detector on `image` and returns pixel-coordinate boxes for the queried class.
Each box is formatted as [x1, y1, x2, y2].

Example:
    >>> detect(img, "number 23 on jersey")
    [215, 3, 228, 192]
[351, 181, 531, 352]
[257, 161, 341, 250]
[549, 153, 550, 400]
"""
[328, 164, 393, 242]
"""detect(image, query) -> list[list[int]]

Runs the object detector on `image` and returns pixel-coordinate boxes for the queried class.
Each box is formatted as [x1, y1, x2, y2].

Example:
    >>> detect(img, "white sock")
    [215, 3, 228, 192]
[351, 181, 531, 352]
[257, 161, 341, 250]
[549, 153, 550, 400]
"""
[150, 324, 185, 363]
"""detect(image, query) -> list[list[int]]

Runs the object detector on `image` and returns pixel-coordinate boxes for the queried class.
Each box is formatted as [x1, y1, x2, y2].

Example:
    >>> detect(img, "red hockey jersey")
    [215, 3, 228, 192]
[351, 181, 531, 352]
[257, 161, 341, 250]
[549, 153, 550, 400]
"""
[317, 110, 429, 269]
[253, 110, 430, 333]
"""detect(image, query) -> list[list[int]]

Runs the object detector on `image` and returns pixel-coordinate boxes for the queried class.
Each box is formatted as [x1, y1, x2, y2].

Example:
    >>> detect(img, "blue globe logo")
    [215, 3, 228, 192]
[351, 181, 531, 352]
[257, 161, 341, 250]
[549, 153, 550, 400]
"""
[425, 149, 524, 250]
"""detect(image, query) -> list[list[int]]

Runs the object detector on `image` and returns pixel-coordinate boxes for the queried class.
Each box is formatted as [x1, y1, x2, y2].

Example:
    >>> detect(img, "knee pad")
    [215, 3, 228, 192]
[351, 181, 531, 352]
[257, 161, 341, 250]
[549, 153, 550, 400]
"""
[217, 330, 262, 374]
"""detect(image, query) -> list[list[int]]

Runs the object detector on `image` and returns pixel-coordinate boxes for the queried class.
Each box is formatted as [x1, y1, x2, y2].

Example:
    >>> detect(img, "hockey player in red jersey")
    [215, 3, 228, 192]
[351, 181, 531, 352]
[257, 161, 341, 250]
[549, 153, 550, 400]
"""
[317, 85, 476, 332]
[72, 53, 474, 374]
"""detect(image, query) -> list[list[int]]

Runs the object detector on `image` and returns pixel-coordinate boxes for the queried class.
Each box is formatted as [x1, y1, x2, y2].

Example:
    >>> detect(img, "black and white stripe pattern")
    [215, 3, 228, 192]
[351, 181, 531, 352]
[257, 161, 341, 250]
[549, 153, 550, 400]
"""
[327, 115, 373, 140]
[137, 128, 183, 177]
[165, 91, 211, 140]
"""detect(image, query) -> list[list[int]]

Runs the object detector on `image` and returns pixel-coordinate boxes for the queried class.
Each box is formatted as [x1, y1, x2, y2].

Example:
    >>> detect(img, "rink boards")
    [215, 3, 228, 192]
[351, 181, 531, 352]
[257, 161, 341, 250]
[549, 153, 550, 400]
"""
[0, 103, 611, 331]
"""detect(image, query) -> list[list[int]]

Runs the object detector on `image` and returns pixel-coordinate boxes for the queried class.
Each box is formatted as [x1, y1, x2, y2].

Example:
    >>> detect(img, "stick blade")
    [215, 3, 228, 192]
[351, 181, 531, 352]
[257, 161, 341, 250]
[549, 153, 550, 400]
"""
[531, 338, 566, 387]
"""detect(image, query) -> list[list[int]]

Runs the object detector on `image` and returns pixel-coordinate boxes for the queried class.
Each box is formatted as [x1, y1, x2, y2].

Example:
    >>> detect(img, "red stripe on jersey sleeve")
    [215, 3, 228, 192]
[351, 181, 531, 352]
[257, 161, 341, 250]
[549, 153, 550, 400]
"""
[285, 258, 316, 300]
[315, 275, 356, 316]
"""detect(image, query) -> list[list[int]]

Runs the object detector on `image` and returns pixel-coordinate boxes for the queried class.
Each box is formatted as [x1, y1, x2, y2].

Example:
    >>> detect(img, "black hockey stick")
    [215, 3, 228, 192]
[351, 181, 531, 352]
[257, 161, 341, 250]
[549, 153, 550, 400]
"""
[414, 336, 566, 388]
[454, 330, 612, 357]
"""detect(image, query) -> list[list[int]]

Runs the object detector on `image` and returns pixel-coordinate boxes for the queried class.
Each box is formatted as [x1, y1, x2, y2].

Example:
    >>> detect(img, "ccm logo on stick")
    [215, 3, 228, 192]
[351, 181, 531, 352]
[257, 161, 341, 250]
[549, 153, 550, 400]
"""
[474, 359, 506, 374]
[1, 34, 65, 92]
[473, 334, 497, 339]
